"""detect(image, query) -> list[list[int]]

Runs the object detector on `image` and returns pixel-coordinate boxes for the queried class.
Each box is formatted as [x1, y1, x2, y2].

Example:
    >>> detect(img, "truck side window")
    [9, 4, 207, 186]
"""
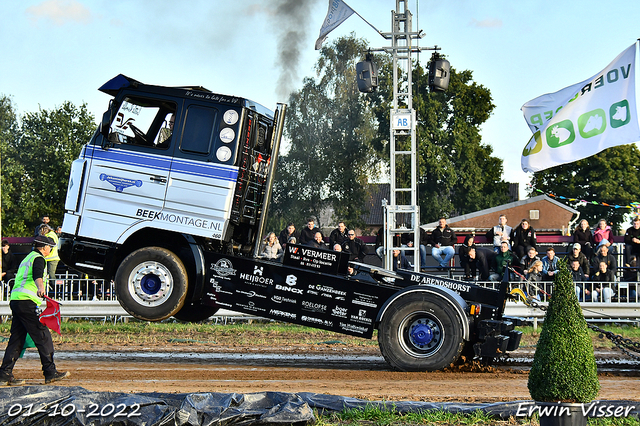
[108, 97, 175, 149]
[180, 105, 217, 155]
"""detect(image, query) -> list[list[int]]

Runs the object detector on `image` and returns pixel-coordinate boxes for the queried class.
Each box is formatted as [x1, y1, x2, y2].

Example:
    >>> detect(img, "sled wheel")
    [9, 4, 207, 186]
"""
[378, 292, 464, 371]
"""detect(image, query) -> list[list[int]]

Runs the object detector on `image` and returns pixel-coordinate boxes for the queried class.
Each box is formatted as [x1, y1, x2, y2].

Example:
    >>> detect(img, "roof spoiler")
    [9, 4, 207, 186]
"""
[99, 74, 140, 96]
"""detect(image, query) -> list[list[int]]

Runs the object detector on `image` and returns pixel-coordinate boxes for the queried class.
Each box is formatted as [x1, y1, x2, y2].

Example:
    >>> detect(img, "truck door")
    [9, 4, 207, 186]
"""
[78, 95, 179, 243]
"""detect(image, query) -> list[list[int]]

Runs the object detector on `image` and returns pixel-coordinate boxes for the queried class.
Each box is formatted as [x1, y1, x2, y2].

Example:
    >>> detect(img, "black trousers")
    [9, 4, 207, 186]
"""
[0, 300, 56, 378]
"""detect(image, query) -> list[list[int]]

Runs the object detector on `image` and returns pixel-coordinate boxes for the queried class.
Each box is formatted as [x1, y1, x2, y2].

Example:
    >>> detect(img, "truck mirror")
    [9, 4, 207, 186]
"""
[100, 109, 112, 138]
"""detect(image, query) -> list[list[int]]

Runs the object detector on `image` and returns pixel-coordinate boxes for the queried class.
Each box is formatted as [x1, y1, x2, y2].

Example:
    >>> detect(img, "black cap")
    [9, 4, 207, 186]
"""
[34, 235, 56, 247]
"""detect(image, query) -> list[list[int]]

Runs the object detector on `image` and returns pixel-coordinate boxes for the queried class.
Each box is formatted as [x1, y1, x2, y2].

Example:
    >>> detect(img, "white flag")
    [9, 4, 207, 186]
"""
[315, 0, 354, 50]
[521, 43, 640, 173]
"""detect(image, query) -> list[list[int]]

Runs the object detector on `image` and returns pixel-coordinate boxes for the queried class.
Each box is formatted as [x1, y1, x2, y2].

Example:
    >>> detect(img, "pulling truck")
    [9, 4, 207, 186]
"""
[59, 75, 522, 371]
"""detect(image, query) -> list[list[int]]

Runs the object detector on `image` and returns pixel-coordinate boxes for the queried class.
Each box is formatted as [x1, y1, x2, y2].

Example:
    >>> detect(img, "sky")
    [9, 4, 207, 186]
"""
[2, 0, 640, 201]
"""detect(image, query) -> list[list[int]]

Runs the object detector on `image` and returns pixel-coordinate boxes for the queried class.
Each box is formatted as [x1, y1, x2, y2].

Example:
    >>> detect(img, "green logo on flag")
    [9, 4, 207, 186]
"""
[578, 109, 607, 138]
[610, 100, 630, 128]
[523, 131, 542, 156]
[546, 120, 575, 148]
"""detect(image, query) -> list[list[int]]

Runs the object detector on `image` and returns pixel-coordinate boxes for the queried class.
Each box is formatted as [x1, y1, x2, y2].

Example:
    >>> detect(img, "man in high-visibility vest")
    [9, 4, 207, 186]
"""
[0, 235, 69, 386]
[41, 224, 60, 284]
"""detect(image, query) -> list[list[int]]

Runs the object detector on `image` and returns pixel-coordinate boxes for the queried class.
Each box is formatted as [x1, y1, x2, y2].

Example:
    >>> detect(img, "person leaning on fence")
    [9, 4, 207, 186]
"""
[519, 246, 540, 274]
[329, 221, 349, 247]
[489, 241, 516, 281]
[1, 240, 18, 288]
[525, 260, 544, 300]
[565, 243, 590, 280]
[622, 256, 638, 301]
[307, 232, 326, 249]
[592, 261, 616, 303]
[541, 247, 559, 281]
[299, 218, 321, 246]
[570, 259, 590, 302]
[623, 216, 640, 265]
[401, 227, 429, 271]
[278, 222, 300, 247]
[343, 230, 368, 262]
[258, 232, 283, 261]
[591, 241, 617, 276]
[34, 215, 50, 237]
[40, 224, 60, 284]
[392, 249, 411, 271]
[0, 235, 69, 386]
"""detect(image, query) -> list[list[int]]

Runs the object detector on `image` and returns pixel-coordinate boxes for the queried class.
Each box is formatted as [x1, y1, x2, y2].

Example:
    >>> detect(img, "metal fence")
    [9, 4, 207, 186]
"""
[1, 273, 639, 322]
[1, 272, 116, 302]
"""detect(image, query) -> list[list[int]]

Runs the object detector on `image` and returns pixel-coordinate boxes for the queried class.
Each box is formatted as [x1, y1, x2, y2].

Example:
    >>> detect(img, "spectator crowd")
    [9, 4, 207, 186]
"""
[259, 214, 640, 303]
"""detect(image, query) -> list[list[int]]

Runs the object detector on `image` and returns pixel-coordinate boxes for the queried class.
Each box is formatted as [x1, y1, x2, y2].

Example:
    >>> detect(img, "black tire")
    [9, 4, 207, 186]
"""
[115, 247, 188, 321]
[378, 292, 465, 371]
[455, 341, 476, 365]
[173, 302, 219, 322]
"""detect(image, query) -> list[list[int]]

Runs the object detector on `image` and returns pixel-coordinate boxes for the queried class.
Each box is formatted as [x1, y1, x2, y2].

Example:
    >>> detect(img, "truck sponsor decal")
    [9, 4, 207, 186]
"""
[236, 289, 267, 299]
[331, 306, 348, 318]
[309, 284, 347, 297]
[271, 295, 297, 304]
[339, 322, 368, 335]
[409, 274, 471, 294]
[270, 309, 296, 320]
[350, 309, 372, 325]
[235, 301, 266, 313]
[135, 209, 223, 234]
[239, 273, 274, 287]
[301, 316, 333, 327]
[275, 284, 303, 294]
[100, 174, 143, 192]
[301, 301, 327, 313]
[212, 259, 236, 277]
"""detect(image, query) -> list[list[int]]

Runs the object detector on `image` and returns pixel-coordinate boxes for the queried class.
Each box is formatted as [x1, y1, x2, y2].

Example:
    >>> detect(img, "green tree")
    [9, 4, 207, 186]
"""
[1, 101, 95, 236]
[528, 262, 599, 402]
[370, 57, 510, 223]
[268, 35, 382, 231]
[0, 95, 25, 237]
[528, 145, 640, 232]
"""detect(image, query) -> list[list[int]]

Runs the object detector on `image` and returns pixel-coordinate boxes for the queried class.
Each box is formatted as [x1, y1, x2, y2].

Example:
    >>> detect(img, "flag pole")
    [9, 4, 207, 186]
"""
[349, 7, 384, 39]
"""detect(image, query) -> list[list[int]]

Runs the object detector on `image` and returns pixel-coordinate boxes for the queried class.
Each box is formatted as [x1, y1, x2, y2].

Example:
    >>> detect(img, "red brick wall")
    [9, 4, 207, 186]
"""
[450, 199, 575, 232]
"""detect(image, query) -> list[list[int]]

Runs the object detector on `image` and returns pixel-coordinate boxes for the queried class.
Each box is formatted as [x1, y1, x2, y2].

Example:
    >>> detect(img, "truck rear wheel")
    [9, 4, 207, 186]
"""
[173, 302, 219, 322]
[115, 247, 188, 321]
[378, 292, 464, 371]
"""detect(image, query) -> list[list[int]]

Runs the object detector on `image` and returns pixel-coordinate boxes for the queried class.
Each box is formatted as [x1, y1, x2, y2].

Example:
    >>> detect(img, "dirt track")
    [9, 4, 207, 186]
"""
[9, 344, 640, 402]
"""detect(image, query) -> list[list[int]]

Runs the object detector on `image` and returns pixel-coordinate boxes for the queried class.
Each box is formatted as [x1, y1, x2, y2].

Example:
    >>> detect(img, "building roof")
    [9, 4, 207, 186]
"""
[422, 195, 579, 228]
[361, 183, 390, 226]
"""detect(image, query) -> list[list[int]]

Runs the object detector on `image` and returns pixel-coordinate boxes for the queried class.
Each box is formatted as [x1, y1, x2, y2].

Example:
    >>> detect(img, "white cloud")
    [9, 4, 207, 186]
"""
[26, 0, 92, 26]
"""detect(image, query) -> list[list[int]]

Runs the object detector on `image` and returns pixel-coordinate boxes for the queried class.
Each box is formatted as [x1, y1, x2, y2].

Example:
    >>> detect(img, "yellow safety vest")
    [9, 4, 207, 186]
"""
[44, 230, 60, 262]
[11, 251, 46, 305]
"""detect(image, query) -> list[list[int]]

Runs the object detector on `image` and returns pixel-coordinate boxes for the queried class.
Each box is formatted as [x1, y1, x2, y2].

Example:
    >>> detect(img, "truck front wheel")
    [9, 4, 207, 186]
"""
[378, 292, 464, 371]
[115, 247, 188, 321]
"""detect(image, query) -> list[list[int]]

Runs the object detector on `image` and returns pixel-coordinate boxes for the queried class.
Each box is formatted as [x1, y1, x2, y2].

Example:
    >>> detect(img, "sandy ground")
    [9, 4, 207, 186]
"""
[7, 343, 639, 402]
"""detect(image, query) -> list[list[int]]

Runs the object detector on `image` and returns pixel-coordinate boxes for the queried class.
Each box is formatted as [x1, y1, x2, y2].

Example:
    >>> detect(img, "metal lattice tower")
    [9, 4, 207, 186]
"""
[381, 0, 422, 271]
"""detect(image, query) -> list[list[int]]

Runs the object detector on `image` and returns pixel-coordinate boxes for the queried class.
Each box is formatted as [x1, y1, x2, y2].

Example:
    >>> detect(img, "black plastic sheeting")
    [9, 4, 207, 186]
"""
[0, 387, 637, 425]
